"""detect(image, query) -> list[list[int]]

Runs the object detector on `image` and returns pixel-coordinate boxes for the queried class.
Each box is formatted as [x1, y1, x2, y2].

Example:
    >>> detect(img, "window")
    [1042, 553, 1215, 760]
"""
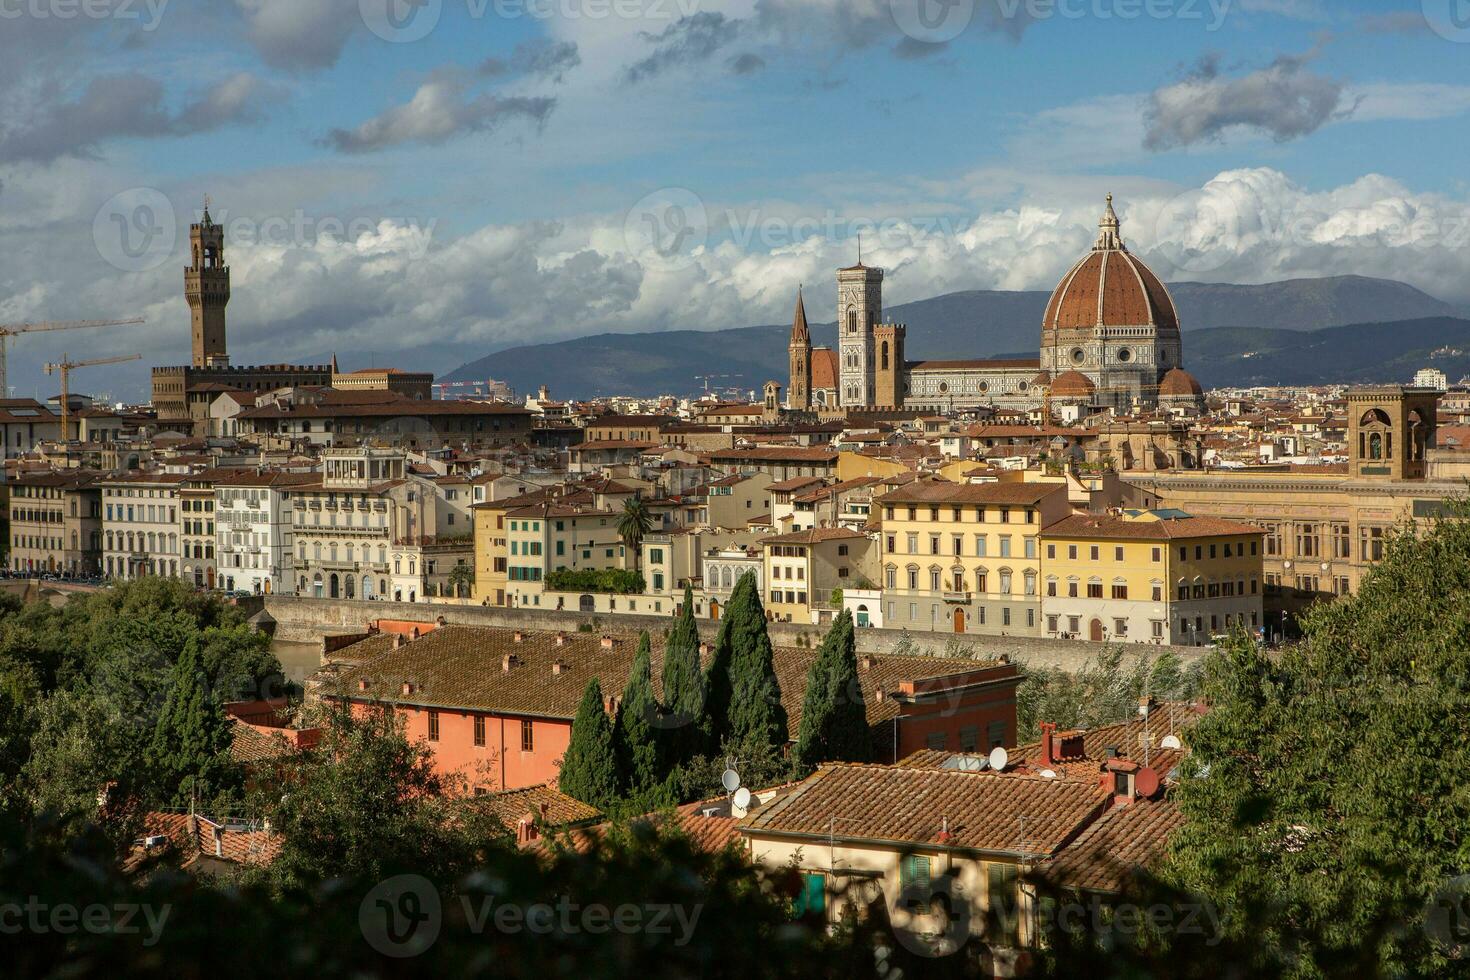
[959, 725, 979, 752]
[427, 711, 440, 742]
[473, 715, 485, 747]
[1152, 547, 1161, 563]
[1152, 583, 1163, 602]
[900, 856, 932, 913]
[520, 720, 534, 752]
[1112, 583, 1128, 600]
[1047, 544, 1056, 559]
[925, 732, 947, 750]
[1068, 545, 1078, 560]
[793, 873, 826, 920]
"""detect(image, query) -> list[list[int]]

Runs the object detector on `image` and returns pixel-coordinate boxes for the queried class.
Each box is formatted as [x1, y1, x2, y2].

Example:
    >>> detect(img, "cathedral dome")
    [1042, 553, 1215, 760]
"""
[1049, 370, 1096, 399]
[1042, 195, 1179, 336]
[1159, 368, 1203, 398]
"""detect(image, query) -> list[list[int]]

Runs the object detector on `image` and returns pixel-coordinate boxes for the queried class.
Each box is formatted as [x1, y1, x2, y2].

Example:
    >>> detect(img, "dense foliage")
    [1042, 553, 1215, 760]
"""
[1016, 647, 1201, 743]
[794, 609, 871, 771]
[544, 568, 646, 595]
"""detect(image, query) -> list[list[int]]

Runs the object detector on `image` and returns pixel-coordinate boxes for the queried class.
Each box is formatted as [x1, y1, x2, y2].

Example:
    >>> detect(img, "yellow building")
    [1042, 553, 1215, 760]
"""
[503, 503, 630, 609]
[1041, 510, 1264, 646]
[761, 527, 876, 625]
[874, 481, 1072, 636]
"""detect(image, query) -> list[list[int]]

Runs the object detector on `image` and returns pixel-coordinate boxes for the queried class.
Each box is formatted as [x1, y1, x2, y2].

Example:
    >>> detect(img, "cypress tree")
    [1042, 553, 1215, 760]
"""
[726, 580, 789, 755]
[558, 678, 620, 808]
[661, 584, 707, 761]
[795, 609, 871, 770]
[702, 572, 756, 747]
[146, 636, 236, 804]
[614, 632, 663, 795]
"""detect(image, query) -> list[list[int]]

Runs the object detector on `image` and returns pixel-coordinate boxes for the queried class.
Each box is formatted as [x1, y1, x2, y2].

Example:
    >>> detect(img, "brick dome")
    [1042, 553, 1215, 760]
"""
[1049, 370, 1096, 398]
[1159, 368, 1203, 398]
[1042, 196, 1179, 335]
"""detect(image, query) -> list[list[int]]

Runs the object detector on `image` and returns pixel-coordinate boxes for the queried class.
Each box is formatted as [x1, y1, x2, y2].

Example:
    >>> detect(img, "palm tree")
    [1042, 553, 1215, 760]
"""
[617, 496, 656, 569]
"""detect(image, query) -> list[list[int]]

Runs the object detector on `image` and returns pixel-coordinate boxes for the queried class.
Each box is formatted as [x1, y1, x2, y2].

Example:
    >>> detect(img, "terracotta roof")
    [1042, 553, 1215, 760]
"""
[761, 527, 868, 545]
[1049, 370, 1096, 398]
[1040, 798, 1183, 893]
[570, 439, 660, 451]
[875, 480, 1063, 506]
[767, 476, 827, 493]
[711, 446, 838, 462]
[1043, 512, 1262, 540]
[535, 797, 748, 858]
[323, 625, 1002, 734]
[1042, 200, 1179, 334]
[131, 812, 281, 870]
[229, 718, 297, 763]
[811, 348, 838, 391]
[477, 783, 602, 833]
[737, 763, 1107, 857]
[1159, 368, 1204, 398]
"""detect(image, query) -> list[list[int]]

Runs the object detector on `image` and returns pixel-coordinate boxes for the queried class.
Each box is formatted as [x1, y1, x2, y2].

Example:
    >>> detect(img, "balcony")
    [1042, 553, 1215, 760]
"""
[942, 591, 972, 604]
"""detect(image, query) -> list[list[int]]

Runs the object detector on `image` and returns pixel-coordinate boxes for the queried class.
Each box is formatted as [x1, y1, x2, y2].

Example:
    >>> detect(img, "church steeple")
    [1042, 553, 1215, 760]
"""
[787, 285, 812, 411]
[791, 285, 810, 344]
[1093, 193, 1125, 251]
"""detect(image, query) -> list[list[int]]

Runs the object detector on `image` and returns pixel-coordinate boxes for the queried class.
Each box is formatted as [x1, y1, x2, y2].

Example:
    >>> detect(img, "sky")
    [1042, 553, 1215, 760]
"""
[2, 0, 1470, 399]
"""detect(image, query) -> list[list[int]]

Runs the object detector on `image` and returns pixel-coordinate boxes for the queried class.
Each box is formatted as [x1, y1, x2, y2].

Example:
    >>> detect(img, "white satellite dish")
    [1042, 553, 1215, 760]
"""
[1160, 734, 1182, 750]
[988, 746, 1009, 771]
[721, 769, 741, 793]
[733, 787, 752, 810]
[1039, 769, 1057, 779]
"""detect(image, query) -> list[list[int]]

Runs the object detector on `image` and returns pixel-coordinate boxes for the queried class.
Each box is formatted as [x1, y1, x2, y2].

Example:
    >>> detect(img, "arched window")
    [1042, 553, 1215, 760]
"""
[846, 308, 857, 333]
[999, 568, 1013, 595]
[880, 341, 889, 370]
[1024, 570, 1037, 595]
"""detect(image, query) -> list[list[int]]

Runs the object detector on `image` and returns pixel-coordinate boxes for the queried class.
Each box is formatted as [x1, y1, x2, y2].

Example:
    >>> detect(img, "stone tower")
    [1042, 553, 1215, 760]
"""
[187, 201, 230, 368]
[1347, 386, 1438, 481]
[837, 261, 882, 408]
[787, 287, 812, 411]
[873, 320, 906, 409]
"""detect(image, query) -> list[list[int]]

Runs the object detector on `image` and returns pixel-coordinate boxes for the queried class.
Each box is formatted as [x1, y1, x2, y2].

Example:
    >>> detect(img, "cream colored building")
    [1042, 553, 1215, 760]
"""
[101, 472, 185, 581]
[760, 527, 877, 625]
[875, 481, 1072, 636]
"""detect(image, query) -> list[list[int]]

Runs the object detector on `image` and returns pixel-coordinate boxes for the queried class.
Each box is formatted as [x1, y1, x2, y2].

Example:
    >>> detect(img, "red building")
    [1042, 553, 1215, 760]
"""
[319, 623, 1022, 794]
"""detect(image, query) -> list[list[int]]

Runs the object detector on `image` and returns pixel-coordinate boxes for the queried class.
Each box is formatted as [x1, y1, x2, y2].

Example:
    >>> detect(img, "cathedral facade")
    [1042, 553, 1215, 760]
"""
[787, 196, 1203, 418]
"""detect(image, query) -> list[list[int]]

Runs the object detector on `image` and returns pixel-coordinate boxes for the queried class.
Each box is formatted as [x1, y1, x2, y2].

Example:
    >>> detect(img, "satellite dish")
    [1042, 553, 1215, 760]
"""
[1160, 734, 1182, 750]
[733, 787, 752, 810]
[988, 746, 1009, 771]
[1135, 766, 1161, 798]
[721, 769, 741, 792]
[1039, 769, 1057, 779]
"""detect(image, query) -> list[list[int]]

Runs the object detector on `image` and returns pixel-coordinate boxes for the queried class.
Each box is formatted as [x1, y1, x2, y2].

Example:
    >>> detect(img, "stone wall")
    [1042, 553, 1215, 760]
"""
[252, 595, 1207, 673]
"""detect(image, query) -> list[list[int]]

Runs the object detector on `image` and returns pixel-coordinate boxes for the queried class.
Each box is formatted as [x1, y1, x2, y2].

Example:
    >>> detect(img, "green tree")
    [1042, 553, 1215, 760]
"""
[447, 561, 475, 598]
[794, 610, 870, 771]
[1165, 504, 1470, 978]
[661, 584, 707, 761]
[558, 678, 620, 808]
[616, 496, 655, 569]
[614, 632, 664, 798]
[145, 636, 238, 805]
[726, 580, 788, 756]
[702, 572, 756, 748]
[261, 703, 503, 890]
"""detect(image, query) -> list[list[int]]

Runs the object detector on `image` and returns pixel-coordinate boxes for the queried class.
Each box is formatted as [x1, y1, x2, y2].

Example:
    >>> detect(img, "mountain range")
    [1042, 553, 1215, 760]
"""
[440, 275, 1465, 398]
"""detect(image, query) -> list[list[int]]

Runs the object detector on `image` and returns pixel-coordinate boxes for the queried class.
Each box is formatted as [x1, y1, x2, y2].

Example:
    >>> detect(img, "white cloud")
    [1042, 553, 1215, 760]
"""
[322, 76, 556, 153]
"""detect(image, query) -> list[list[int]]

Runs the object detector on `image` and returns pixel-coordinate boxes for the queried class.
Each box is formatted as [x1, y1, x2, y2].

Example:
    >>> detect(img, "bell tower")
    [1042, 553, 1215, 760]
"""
[187, 199, 230, 368]
[787, 287, 812, 410]
[837, 258, 882, 408]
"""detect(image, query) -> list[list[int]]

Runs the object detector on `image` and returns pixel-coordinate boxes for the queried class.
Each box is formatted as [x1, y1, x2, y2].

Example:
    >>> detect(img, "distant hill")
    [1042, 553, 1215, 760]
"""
[441, 275, 1463, 398]
[1187, 316, 1470, 389]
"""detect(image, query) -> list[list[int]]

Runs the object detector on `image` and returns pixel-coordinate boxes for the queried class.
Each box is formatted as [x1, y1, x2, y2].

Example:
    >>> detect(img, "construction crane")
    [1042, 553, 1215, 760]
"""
[0, 318, 145, 396]
[45, 353, 142, 442]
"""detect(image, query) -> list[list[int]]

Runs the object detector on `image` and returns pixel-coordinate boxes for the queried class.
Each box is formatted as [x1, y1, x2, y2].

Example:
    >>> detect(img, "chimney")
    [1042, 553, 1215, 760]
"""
[1058, 731, 1086, 761]
[860, 655, 874, 670]
[513, 630, 523, 643]
[392, 633, 404, 650]
[552, 660, 567, 676]
[1139, 695, 1157, 718]
[401, 681, 414, 696]
[600, 636, 615, 649]
[698, 642, 711, 657]
[539, 802, 549, 819]
[603, 694, 621, 716]
[555, 631, 567, 646]
[1039, 721, 1057, 766]
[357, 678, 369, 692]
[503, 654, 520, 672]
